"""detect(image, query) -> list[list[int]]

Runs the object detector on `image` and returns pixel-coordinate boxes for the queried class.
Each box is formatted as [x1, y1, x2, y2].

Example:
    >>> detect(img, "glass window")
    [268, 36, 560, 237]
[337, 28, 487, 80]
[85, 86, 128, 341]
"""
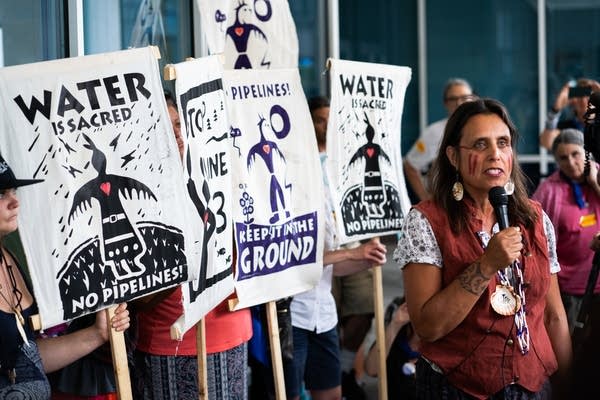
[427, 0, 538, 155]
[339, 1, 419, 155]
[546, 2, 600, 126]
[289, 1, 327, 98]
[0, 0, 65, 66]
[84, 0, 193, 66]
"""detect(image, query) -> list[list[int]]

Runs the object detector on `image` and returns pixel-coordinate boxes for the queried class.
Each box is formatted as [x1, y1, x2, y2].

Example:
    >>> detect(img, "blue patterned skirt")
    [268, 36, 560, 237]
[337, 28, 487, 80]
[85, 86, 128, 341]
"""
[133, 342, 248, 400]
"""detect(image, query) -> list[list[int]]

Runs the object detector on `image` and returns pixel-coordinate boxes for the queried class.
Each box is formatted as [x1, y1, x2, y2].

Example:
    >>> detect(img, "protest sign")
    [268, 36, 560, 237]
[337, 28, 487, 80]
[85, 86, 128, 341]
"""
[0, 47, 202, 327]
[170, 56, 235, 335]
[196, 0, 298, 69]
[223, 68, 323, 309]
[326, 59, 412, 243]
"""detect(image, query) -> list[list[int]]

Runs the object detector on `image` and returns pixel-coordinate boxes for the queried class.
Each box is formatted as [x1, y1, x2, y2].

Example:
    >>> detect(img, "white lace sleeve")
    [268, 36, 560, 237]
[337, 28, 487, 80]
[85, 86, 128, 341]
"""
[542, 211, 561, 274]
[394, 208, 443, 269]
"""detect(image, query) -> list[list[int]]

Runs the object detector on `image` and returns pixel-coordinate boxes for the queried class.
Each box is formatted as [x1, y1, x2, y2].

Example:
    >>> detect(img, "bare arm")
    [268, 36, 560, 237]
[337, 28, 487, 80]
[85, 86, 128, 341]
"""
[403, 160, 430, 201]
[364, 302, 410, 376]
[540, 83, 569, 150]
[329, 239, 387, 276]
[539, 128, 560, 151]
[36, 303, 130, 373]
[405, 227, 523, 342]
[544, 274, 572, 398]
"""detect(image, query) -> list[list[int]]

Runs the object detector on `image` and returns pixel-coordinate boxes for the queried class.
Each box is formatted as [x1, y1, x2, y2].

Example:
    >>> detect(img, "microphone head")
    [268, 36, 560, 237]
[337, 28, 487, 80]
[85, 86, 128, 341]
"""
[488, 186, 508, 207]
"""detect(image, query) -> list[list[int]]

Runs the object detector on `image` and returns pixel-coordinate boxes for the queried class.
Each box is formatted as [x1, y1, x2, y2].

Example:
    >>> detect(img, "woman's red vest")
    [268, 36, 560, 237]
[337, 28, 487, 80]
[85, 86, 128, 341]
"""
[414, 199, 558, 399]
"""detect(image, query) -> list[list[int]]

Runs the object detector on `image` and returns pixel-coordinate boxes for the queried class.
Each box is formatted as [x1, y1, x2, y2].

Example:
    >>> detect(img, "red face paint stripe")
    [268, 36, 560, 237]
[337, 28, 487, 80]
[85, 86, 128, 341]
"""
[468, 153, 478, 176]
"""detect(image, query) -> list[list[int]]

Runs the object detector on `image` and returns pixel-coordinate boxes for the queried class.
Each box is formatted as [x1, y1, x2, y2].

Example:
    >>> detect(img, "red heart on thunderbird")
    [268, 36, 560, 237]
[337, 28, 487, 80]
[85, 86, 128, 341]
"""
[100, 182, 111, 196]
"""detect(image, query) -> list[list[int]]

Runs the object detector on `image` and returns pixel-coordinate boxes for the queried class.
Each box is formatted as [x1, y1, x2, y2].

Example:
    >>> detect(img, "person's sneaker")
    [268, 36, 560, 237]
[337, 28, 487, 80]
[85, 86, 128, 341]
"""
[341, 369, 367, 400]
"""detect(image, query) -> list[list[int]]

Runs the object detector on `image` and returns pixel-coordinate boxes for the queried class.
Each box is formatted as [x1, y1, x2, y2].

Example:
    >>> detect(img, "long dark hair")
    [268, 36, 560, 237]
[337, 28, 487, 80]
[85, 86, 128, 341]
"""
[428, 98, 536, 233]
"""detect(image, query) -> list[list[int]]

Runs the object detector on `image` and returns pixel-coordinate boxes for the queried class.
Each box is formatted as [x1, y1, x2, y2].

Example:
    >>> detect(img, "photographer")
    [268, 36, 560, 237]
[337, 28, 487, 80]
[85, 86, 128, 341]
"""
[540, 78, 600, 150]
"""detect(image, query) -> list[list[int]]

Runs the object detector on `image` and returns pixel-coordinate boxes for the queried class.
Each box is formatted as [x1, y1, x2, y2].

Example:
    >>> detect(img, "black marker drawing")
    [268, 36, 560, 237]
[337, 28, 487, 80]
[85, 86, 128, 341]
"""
[348, 114, 390, 217]
[226, 0, 272, 69]
[68, 134, 157, 279]
[247, 105, 291, 223]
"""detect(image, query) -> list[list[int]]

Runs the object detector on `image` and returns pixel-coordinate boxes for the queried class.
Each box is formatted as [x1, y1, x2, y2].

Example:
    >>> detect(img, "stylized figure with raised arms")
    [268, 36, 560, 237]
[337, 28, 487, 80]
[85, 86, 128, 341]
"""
[247, 105, 291, 224]
[68, 134, 157, 279]
[225, 0, 272, 69]
[348, 114, 391, 217]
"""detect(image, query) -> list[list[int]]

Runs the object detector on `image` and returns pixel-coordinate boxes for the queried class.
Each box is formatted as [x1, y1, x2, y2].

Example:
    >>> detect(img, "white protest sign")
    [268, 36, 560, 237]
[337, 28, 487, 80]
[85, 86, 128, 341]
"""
[224, 68, 323, 309]
[0, 47, 203, 328]
[171, 56, 235, 335]
[326, 59, 412, 243]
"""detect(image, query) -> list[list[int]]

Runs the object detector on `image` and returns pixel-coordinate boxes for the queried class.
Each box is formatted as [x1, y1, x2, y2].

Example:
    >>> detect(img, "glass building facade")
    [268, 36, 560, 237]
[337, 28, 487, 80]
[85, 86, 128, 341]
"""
[1, 0, 599, 184]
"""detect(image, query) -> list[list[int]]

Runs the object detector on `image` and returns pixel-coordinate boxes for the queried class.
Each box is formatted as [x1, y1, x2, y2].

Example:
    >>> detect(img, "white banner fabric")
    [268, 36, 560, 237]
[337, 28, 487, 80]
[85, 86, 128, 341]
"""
[0, 47, 203, 328]
[326, 59, 412, 244]
[171, 56, 235, 336]
[196, 0, 298, 69]
[223, 68, 323, 309]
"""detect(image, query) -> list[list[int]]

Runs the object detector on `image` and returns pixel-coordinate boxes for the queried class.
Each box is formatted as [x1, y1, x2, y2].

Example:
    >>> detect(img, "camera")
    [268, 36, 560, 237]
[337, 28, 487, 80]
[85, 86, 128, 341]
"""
[584, 91, 600, 161]
[569, 86, 593, 99]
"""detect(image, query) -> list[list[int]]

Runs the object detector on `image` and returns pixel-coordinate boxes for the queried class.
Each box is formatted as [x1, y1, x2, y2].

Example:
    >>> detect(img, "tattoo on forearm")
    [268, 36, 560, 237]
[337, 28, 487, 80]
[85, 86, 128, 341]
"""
[458, 261, 491, 295]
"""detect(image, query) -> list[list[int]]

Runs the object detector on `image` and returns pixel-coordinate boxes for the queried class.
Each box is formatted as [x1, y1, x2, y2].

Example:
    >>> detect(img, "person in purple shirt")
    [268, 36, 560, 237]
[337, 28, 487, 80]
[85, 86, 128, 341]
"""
[532, 128, 600, 330]
[534, 127, 600, 398]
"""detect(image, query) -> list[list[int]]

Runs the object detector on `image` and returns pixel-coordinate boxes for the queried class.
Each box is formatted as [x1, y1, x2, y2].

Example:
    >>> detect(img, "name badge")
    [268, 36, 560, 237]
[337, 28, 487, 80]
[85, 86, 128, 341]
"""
[580, 213, 597, 228]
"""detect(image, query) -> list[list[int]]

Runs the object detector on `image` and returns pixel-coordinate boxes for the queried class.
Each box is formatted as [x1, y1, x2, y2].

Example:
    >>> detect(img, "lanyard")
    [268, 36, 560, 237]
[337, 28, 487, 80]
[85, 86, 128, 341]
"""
[477, 229, 530, 355]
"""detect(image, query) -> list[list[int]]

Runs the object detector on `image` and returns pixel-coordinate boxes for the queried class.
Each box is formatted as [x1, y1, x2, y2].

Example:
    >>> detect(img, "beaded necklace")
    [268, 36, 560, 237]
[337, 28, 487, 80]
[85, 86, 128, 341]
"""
[477, 229, 530, 355]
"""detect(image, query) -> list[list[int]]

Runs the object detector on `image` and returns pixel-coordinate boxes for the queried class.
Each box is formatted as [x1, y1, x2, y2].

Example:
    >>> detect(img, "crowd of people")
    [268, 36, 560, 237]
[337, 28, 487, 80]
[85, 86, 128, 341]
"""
[2, 75, 600, 400]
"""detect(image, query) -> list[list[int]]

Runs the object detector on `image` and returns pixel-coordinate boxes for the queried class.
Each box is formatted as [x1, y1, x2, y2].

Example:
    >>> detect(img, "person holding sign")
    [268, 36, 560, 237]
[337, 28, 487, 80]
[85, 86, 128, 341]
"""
[0, 156, 130, 398]
[395, 99, 572, 399]
[289, 96, 387, 400]
[308, 95, 376, 399]
[132, 93, 252, 400]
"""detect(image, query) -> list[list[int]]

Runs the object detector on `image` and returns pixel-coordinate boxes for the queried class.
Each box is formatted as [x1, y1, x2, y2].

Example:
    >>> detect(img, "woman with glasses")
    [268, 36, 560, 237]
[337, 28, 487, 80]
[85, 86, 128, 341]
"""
[395, 99, 571, 399]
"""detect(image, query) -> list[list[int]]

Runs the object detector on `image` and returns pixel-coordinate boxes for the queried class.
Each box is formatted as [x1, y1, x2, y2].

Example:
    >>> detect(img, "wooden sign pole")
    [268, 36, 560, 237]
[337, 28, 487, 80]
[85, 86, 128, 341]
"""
[107, 305, 132, 400]
[372, 237, 388, 400]
[196, 318, 209, 400]
[266, 301, 287, 400]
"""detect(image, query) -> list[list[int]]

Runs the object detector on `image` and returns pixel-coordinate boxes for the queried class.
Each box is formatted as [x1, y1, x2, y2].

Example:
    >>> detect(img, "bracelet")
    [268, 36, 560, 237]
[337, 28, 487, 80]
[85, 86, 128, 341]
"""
[545, 109, 560, 130]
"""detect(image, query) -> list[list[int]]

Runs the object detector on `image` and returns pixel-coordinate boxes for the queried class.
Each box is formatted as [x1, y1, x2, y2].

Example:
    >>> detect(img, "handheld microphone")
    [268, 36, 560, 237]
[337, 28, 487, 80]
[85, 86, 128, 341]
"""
[489, 186, 509, 230]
